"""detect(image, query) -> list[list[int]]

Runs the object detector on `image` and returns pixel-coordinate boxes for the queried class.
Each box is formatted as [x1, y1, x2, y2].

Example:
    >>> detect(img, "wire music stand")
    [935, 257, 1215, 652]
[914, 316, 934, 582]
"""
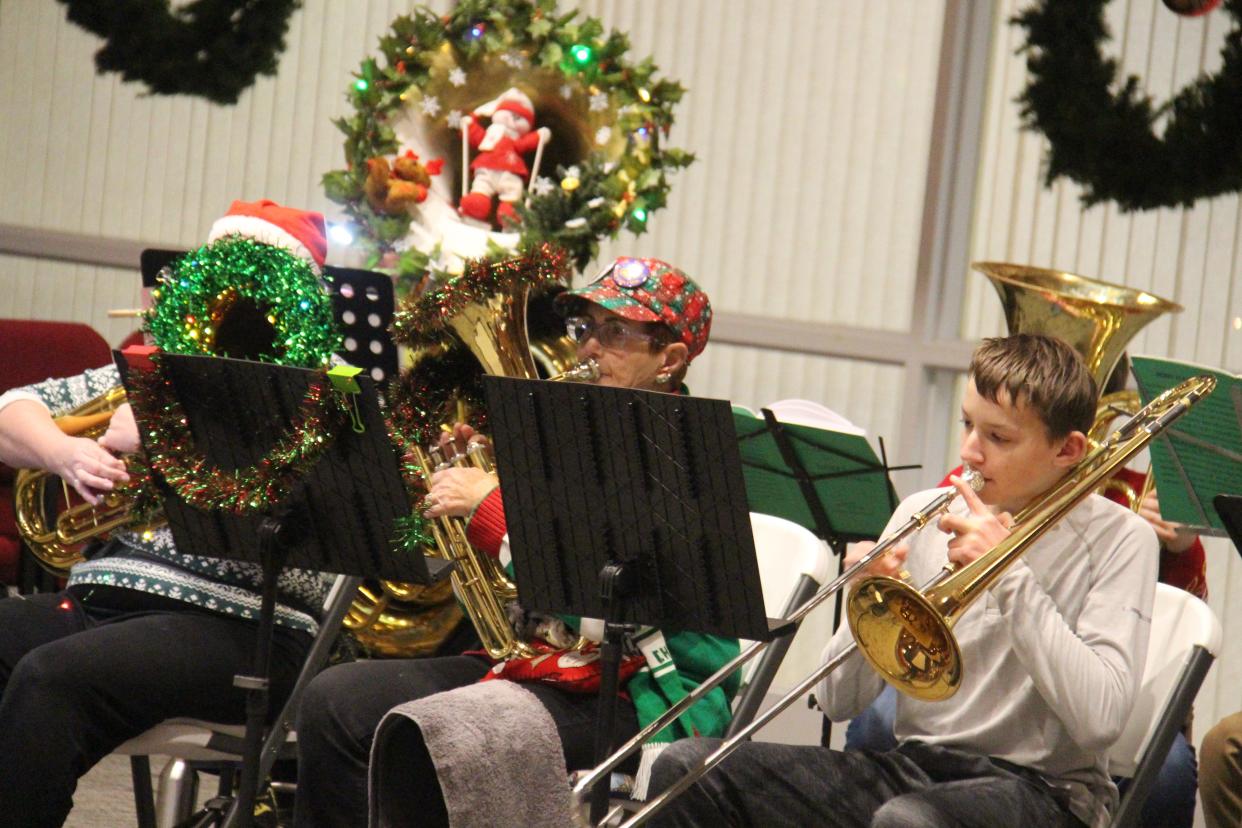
[115, 349, 445, 828]
[483, 376, 781, 823]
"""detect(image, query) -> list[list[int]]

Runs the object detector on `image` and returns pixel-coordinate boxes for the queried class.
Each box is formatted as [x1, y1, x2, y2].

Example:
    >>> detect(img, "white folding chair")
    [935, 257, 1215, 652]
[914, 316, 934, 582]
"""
[725, 512, 833, 734]
[586, 512, 832, 823]
[114, 573, 362, 828]
[1107, 583, 1221, 828]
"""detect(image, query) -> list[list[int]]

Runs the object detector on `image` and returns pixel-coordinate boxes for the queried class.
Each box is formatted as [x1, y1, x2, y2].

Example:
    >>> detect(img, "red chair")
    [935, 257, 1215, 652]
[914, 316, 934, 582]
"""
[0, 319, 113, 587]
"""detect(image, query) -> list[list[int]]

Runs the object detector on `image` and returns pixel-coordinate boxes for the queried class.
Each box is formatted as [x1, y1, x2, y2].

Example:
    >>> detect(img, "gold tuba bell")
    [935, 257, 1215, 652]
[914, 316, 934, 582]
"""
[972, 262, 1182, 508]
[13, 386, 163, 575]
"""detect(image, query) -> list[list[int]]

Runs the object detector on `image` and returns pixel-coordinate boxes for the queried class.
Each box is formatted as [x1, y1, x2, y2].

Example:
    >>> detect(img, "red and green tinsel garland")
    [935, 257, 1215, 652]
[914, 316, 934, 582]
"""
[390, 243, 571, 348]
[126, 354, 348, 514]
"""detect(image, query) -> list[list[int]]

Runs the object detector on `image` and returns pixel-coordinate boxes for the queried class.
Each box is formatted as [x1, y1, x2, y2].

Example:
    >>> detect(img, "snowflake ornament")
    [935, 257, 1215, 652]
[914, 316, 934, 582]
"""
[421, 95, 442, 117]
[530, 176, 555, 196]
[560, 84, 574, 100]
[446, 109, 464, 129]
[500, 51, 527, 69]
[594, 126, 612, 146]
[589, 92, 609, 112]
[448, 67, 467, 87]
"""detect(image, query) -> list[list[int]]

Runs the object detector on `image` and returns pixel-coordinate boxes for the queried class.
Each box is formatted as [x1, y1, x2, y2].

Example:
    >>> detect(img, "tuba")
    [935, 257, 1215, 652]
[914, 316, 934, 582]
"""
[13, 386, 163, 575]
[344, 250, 589, 657]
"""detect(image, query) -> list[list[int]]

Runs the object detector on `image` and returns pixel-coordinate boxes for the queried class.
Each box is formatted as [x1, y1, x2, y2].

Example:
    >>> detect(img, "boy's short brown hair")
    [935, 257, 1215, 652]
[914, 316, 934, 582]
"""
[969, 334, 1097, 440]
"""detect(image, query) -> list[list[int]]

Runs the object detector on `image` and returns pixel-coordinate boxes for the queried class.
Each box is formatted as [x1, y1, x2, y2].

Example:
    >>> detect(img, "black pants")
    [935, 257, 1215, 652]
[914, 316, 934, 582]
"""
[0, 587, 310, 828]
[647, 739, 1086, 828]
[292, 656, 640, 828]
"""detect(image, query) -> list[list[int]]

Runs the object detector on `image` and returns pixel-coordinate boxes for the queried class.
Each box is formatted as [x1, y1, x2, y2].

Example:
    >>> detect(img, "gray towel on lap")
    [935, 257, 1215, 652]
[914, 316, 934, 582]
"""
[369, 680, 574, 828]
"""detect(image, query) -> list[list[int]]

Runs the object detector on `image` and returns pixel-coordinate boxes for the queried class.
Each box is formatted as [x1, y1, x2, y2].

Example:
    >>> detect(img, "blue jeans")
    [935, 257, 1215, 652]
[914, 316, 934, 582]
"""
[845, 686, 1197, 828]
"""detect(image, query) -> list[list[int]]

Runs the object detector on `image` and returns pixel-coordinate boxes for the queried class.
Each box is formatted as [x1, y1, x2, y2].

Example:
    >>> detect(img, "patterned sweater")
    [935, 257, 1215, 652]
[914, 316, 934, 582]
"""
[0, 365, 329, 634]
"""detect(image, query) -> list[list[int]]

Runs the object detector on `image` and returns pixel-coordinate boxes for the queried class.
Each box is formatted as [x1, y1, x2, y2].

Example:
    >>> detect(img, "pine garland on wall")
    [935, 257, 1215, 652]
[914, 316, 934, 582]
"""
[56, 0, 300, 105]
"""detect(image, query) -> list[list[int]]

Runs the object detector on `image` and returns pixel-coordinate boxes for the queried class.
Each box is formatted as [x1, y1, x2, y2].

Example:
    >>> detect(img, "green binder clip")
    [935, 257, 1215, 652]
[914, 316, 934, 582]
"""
[327, 365, 366, 433]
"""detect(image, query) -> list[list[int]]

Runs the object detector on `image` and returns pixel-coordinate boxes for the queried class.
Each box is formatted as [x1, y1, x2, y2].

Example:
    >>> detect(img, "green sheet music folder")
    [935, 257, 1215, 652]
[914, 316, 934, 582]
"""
[732, 408, 896, 542]
[1131, 356, 1241, 535]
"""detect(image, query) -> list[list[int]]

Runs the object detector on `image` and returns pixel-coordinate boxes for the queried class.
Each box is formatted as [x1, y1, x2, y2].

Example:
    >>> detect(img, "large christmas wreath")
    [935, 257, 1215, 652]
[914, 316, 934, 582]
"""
[1014, 0, 1242, 210]
[56, 0, 300, 105]
[322, 0, 692, 289]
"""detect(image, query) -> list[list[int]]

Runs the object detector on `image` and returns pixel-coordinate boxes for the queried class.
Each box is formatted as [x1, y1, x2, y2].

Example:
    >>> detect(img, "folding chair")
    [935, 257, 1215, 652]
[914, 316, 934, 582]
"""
[1107, 583, 1221, 828]
[590, 511, 833, 821]
[725, 512, 833, 734]
[114, 573, 363, 828]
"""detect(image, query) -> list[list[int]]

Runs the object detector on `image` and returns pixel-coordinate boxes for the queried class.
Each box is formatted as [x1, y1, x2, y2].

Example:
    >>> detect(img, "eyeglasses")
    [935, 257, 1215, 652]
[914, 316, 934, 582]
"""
[565, 315, 665, 349]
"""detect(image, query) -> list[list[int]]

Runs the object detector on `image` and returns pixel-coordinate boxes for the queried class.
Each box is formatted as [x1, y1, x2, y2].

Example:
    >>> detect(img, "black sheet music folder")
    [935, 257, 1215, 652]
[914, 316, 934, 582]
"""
[483, 375, 780, 643]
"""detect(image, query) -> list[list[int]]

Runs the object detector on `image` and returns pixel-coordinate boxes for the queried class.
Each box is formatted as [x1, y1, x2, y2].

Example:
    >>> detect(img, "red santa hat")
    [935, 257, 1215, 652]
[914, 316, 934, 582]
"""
[476, 87, 535, 126]
[206, 199, 327, 272]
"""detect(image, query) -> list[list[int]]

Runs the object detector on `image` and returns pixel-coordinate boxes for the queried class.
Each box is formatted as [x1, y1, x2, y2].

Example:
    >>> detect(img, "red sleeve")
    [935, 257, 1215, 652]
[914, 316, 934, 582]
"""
[465, 486, 506, 559]
[1159, 536, 1209, 600]
[467, 119, 486, 148]
[938, 464, 964, 488]
[514, 130, 542, 153]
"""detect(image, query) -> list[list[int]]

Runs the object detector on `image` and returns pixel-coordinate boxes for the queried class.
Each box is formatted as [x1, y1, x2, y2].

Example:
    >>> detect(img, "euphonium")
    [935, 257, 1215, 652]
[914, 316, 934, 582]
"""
[410, 440, 535, 661]
[345, 272, 592, 656]
[13, 386, 162, 575]
[407, 358, 599, 661]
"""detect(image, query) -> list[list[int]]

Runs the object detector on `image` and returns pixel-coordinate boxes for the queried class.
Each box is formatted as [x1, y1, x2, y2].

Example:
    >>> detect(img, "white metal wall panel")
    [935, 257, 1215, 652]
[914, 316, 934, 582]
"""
[0, 254, 142, 346]
[968, 0, 1242, 762]
[0, 0, 946, 475]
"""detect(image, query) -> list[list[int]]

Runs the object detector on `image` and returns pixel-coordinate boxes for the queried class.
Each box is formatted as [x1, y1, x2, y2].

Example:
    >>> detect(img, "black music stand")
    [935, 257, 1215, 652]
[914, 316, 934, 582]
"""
[115, 349, 446, 828]
[141, 249, 399, 388]
[1216, 494, 1242, 561]
[483, 377, 782, 823]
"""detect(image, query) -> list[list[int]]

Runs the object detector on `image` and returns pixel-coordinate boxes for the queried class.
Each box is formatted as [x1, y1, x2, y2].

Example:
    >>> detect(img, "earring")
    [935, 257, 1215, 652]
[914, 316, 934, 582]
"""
[656, 372, 672, 387]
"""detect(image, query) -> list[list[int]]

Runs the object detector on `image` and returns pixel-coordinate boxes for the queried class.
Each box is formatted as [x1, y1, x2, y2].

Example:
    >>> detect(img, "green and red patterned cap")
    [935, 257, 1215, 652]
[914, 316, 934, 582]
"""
[556, 256, 712, 361]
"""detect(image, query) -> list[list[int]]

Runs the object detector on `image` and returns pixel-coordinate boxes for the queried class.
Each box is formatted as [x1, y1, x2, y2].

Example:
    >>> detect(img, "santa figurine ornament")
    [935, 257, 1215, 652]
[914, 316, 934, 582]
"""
[458, 87, 551, 229]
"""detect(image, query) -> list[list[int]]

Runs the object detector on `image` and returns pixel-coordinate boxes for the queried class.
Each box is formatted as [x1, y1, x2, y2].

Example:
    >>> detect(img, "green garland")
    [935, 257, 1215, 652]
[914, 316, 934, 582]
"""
[126, 356, 347, 514]
[322, 0, 692, 284]
[1014, 0, 1242, 210]
[56, 0, 300, 105]
[145, 237, 341, 369]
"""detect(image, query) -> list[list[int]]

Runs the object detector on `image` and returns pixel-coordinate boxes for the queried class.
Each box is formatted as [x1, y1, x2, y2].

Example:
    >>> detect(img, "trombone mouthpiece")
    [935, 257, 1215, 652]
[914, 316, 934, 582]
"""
[960, 466, 984, 492]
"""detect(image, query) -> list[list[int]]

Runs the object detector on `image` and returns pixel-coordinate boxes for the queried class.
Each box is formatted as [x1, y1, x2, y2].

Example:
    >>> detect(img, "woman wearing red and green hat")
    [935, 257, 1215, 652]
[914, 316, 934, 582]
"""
[293, 257, 734, 827]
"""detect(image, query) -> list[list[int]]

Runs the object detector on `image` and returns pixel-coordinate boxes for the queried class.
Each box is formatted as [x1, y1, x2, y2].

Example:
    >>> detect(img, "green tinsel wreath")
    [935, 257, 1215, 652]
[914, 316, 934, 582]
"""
[322, 0, 692, 285]
[56, 0, 300, 105]
[1014, 0, 1242, 210]
[145, 237, 340, 368]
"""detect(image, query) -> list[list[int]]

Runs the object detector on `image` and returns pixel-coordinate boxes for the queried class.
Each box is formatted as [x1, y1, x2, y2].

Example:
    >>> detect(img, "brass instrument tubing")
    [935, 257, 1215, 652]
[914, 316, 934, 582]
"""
[571, 471, 981, 808]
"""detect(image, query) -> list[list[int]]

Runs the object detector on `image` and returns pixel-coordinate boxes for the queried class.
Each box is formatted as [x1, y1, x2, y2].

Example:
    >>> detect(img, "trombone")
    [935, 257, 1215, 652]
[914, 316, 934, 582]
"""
[584, 373, 1215, 827]
[572, 469, 986, 818]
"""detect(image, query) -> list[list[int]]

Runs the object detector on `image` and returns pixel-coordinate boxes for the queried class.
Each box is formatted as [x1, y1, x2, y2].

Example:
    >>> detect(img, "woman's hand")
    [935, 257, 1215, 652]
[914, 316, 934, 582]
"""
[937, 474, 1013, 570]
[97, 403, 140, 455]
[50, 435, 129, 505]
[435, 422, 491, 459]
[424, 467, 497, 519]
[1138, 488, 1197, 553]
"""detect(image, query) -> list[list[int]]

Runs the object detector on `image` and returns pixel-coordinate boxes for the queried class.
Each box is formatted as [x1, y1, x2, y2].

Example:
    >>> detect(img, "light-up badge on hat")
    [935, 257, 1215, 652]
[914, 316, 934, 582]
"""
[611, 257, 651, 287]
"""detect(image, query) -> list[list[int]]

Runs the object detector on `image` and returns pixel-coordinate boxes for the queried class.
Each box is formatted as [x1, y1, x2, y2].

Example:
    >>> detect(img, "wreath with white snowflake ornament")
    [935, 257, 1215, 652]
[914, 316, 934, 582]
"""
[322, 0, 692, 292]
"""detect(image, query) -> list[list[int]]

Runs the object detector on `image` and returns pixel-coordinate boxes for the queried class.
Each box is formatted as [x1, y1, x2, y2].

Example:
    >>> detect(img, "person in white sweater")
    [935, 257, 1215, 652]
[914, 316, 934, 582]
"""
[648, 333, 1158, 828]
